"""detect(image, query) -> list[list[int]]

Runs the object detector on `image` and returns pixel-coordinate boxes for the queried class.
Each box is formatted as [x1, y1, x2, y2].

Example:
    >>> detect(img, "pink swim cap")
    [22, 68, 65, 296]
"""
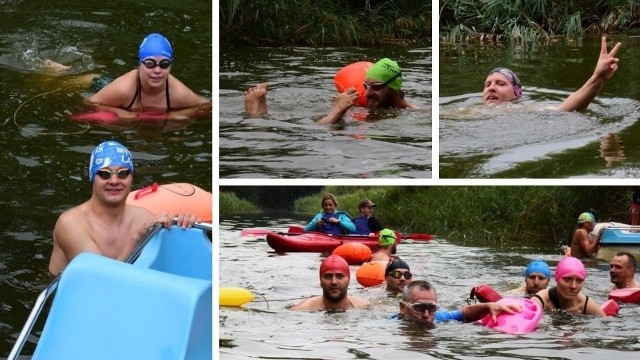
[319, 255, 350, 279]
[555, 256, 586, 281]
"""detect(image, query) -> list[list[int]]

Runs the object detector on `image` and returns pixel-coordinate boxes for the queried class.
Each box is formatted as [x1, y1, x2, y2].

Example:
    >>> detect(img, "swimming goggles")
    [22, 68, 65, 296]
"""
[141, 58, 172, 69]
[96, 169, 131, 180]
[363, 71, 402, 91]
[388, 270, 412, 279]
[403, 301, 438, 314]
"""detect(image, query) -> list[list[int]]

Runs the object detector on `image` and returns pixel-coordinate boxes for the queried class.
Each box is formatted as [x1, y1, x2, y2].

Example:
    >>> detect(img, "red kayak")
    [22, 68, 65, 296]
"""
[608, 288, 640, 303]
[266, 231, 401, 253]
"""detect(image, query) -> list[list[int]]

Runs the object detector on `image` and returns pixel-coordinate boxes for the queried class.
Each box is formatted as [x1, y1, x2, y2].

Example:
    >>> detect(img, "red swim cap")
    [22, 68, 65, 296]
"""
[319, 255, 350, 279]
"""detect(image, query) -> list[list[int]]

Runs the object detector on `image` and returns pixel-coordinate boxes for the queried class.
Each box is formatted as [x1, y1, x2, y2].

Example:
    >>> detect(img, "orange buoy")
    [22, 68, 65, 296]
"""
[334, 61, 373, 107]
[332, 243, 372, 265]
[355, 261, 387, 287]
[126, 182, 212, 222]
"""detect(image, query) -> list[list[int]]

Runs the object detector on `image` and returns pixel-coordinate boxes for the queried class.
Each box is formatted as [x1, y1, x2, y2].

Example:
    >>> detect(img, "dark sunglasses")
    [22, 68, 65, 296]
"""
[403, 301, 438, 314]
[363, 71, 402, 91]
[141, 58, 172, 69]
[96, 169, 131, 180]
[388, 270, 412, 279]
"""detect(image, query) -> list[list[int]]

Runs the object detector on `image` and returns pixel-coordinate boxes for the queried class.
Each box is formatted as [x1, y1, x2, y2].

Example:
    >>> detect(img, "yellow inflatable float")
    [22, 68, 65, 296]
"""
[220, 287, 254, 307]
[126, 182, 212, 222]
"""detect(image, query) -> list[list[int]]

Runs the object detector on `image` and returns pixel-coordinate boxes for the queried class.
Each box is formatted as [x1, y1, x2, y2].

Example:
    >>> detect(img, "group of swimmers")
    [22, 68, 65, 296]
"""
[244, 35, 621, 125]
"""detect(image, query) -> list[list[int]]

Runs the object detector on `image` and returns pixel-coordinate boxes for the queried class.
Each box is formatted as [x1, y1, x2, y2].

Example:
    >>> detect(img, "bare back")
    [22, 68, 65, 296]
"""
[49, 201, 155, 276]
[570, 228, 598, 259]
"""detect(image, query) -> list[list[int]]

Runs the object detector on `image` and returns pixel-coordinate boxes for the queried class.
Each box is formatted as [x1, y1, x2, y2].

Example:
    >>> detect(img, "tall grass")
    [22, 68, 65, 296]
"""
[220, 191, 262, 213]
[291, 186, 633, 246]
[220, 0, 431, 46]
[440, 0, 640, 43]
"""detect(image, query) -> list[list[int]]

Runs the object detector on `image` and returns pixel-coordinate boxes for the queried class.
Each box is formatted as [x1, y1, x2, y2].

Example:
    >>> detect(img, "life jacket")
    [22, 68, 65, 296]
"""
[320, 212, 345, 235]
[352, 215, 370, 235]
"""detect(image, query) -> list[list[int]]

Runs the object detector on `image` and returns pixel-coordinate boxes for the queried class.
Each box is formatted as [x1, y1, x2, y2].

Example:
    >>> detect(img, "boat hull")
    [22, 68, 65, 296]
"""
[266, 231, 400, 253]
[597, 227, 640, 262]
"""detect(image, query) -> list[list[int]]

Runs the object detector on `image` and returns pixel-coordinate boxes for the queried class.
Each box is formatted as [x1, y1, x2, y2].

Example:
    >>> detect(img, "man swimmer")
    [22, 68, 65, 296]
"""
[89, 33, 209, 119]
[610, 252, 640, 289]
[570, 212, 601, 259]
[244, 58, 418, 123]
[370, 228, 396, 262]
[290, 255, 368, 311]
[505, 259, 551, 297]
[483, 36, 621, 112]
[384, 259, 413, 294]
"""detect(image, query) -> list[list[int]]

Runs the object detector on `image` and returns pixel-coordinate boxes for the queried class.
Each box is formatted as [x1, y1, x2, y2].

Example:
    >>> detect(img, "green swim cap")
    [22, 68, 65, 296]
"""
[379, 228, 397, 246]
[366, 58, 402, 91]
[577, 212, 595, 224]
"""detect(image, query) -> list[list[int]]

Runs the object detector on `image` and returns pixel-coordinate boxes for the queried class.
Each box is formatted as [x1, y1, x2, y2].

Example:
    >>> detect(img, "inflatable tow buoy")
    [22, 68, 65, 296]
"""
[126, 183, 212, 222]
[469, 284, 502, 303]
[355, 261, 387, 287]
[481, 297, 543, 334]
[334, 61, 373, 107]
[332, 242, 372, 265]
[220, 287, 254, 307]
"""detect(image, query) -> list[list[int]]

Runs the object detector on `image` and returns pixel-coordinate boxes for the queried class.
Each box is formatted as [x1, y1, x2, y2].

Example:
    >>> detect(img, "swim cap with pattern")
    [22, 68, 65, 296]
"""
[366, 58, 402, 91]
[138, 33, 173, 61]
[577, 212, 595, 224]
[524, 259, 551, 279]
[89, 141, 134, 182]
[555, 257, 586, 281]
[488, 67, 522, 98]
[319, 255, 350, 279]
[379, 228, 397, 246]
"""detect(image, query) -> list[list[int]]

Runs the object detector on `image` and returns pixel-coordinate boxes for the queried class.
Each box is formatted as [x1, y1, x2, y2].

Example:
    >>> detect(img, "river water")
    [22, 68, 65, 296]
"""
[0, 1, 211, 357]
[220, 213, 640, 359]
[219, 46, 432, 178]
[440, 35, 640, 178]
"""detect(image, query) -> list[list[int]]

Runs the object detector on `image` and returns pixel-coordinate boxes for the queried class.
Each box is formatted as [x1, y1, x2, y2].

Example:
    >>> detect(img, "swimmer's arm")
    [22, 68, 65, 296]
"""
[556, 36, 621, 112]
[85, 101, 137, 119]
[317, 105, 350, 125]
[50, 214, 101, 275]
[317, 88, 359, 125]
[166, 102, 212, 120]
[586, 298, 606, 316]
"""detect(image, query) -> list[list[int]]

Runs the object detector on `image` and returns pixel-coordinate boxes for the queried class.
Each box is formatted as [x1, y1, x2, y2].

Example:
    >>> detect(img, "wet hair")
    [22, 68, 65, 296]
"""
[616, 251, 637, 271]
[401, 280, 436, 302]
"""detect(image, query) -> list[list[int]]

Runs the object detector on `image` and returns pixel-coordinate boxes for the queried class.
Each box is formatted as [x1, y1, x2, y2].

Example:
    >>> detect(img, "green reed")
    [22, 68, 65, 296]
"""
[220, 191, 262, 213]
[220, 0, 431, 46]
[440, 0, 640, 43]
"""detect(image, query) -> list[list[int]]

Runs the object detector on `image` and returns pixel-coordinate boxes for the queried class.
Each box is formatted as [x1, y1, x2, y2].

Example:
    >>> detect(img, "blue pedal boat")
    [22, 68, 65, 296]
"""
[598, 225, 640, 261]
[8, 223, 212, 360]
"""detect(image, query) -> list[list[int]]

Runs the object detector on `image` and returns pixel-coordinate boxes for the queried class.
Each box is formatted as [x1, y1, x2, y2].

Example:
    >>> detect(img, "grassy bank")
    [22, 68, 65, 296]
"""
[440, 0, 640, 42]
[221, 0, 431, 46]
[220, 191, 262, 213]
[221, 186, 634, 247]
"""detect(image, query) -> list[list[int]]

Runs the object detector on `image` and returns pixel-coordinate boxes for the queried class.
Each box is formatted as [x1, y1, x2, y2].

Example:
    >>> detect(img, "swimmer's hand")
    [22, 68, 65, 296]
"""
[593, 35, 621, 83]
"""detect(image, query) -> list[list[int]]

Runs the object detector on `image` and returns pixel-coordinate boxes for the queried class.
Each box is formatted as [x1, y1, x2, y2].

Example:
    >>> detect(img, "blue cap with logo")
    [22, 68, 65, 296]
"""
[89, 141, 134, 182]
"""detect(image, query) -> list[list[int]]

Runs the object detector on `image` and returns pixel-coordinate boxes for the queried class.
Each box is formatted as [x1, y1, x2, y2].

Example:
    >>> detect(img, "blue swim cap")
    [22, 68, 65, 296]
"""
[524, 260, 551, 279]
[138, 33, 173, 61]
[89, 141, 134, 182]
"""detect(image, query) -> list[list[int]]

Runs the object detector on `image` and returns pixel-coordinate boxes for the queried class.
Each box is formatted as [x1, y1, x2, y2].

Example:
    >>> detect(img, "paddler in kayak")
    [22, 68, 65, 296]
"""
[289, 255, 368, 311]
[352, 198, 384, 236]
[243, 58, 418, 124]
[304, 193, 355, 235]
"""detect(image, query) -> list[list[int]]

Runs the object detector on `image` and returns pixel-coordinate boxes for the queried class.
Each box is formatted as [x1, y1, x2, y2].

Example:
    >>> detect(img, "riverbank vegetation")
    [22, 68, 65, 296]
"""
[220, 0, 430, 46]
[441, 0, 640, 43]
[221, 186, 634, 248]
[220, 191, 262, 213]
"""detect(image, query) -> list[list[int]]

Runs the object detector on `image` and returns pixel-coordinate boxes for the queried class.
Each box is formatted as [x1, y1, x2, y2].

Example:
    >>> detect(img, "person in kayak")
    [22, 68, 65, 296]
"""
[304, 193, 355, 235]
[48, 141, 199, 276]
[352, 198, 384, 235]
[505, 259, 551, 297]
[483, 36, 621, 112]
[89, 33, 210, 119]
[371, 228, 397, 262]
[290, 255, 368, 311]
[385, 259, 413, 294]
[530, 256, 605, 316]
[243, 58, 418, 123]
[569, 212, 601, 259]
[391, 280, 519, 327]
[609, 252, 640, 289]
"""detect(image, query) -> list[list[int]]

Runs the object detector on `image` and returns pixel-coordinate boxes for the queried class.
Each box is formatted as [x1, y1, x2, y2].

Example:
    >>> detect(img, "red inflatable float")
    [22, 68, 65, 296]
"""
[334, 61, 372, 107]
[332, 242, 372, 265]
[126, 182, 212, 222]
[355, 261, 387, 287]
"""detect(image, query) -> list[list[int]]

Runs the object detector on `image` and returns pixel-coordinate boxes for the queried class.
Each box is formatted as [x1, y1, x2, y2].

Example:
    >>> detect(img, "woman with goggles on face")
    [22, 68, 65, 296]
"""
[89, 33, 209, 120]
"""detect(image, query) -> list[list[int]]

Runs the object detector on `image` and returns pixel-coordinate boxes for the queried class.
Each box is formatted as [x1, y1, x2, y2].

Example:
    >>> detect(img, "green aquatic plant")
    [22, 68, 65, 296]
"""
[220, 191, 262, 213]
